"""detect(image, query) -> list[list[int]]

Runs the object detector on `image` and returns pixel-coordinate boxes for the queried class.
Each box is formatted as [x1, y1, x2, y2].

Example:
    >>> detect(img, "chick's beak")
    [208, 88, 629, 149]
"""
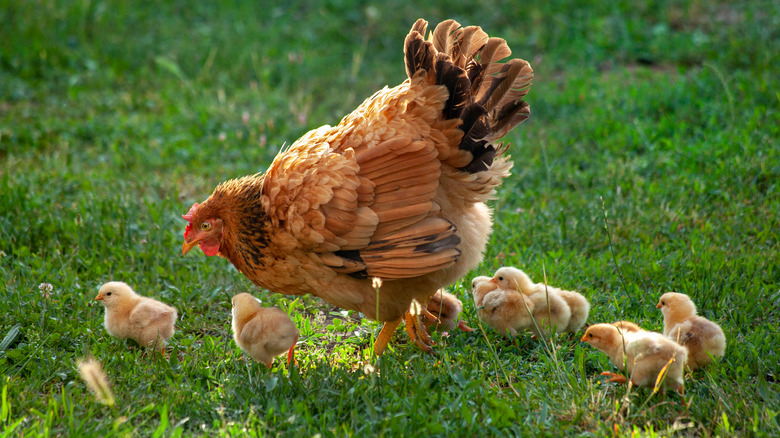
[182, 238, 200, 255]
[94, 295, 103, 301]
[488, 278, 498, 285]
[580, 334, 588, 342]
[655, 303, 662, 309]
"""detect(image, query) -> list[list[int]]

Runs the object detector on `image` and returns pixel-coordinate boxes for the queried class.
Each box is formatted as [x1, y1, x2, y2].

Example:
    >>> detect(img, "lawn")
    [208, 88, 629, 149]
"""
[1, 0, 779, 436]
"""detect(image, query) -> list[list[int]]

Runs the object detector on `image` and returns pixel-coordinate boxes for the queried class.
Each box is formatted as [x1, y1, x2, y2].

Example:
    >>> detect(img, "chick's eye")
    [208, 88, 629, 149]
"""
[106, 292, 112, 296]
[588, 334, 592, 338]
[201, 222, 211, 231]
[661, 301, 665, 305]
[498, 276, 504, 281]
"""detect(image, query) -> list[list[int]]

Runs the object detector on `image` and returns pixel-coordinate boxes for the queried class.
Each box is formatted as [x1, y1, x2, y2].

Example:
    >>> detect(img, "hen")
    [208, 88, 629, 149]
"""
[182, 19, 533, 355]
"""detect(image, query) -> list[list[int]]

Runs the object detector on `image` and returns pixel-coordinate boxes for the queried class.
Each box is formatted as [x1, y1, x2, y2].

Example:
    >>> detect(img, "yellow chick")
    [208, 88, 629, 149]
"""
[425, 290, 474, 333]
[481, 287, 536, 338]
[581, 323, 688, 392]
[231, 293, 299, 368]
[558, 290, 590, 333]
[471, 276, 496, 309]
[491, 267, 537, 295]
[657, 292, 726, 370]
[95, 281, 177, 351]
[612, 320, 644, 334]
[491, 267, 572, 335]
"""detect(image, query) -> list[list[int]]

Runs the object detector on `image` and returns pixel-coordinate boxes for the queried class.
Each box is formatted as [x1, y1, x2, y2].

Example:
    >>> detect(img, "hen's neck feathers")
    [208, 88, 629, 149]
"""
[206, 175, 271, 274]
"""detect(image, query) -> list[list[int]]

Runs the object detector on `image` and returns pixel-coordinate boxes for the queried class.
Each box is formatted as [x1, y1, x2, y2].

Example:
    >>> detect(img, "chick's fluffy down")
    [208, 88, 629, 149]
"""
[95, 281, 177, 351]
[231, 293, 299, 368]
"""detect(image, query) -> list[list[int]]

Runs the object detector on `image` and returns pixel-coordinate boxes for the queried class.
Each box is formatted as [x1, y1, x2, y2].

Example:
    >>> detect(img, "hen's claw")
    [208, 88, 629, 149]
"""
[405, 299, 435, 353]
[373, 299, 437, 356]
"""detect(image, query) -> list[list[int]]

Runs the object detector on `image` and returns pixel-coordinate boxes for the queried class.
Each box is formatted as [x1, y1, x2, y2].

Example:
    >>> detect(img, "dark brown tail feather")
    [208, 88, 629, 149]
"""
[404, 19, 533, 173]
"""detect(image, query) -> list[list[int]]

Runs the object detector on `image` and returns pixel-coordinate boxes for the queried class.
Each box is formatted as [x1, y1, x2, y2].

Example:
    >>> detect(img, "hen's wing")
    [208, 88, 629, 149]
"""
[261, 19, 531, 280]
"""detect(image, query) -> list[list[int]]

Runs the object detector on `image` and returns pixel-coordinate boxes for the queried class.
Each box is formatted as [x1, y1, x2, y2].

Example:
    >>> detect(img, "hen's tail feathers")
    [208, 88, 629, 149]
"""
[404, 19, 533, 174]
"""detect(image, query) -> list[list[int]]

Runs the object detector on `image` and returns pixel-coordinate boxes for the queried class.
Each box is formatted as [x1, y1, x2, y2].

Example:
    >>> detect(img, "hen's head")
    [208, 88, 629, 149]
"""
[181, 202, 225, 257]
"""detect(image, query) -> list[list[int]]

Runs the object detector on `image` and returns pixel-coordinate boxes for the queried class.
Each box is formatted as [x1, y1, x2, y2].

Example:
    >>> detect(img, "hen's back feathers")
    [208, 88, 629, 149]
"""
[255, 19, 532, 281]
[405, 19, 532, 173]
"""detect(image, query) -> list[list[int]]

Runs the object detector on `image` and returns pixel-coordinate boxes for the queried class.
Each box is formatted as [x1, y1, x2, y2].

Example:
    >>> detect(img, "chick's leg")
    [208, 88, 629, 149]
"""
[600, 371, 627, 384]
[287, 334, 299, 366]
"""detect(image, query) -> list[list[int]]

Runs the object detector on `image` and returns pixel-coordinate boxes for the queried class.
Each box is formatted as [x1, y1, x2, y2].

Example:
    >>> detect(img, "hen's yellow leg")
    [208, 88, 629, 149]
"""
[374, 318, 402, 356]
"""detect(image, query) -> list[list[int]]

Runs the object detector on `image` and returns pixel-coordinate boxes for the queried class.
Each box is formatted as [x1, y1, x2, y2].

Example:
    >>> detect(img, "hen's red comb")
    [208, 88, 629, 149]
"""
[182, 203, 199, 222]
[183, 203, 198, 239]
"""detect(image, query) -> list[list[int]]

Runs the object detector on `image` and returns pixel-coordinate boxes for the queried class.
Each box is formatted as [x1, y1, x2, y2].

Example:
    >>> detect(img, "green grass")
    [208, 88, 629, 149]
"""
[1, 0, 779, 435]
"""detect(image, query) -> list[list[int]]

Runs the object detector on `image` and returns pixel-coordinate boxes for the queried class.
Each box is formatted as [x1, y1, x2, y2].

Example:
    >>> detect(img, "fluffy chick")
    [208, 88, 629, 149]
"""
[469, 276, 534, 336]
[582, 323, 687, 392]
[481, 287, 536, 338]
[491, 267, 572, 335]
[612, 320, 644, 334]
[471, 276, 496, 308]
[491, 267, 537, 295]
[425, 290, 474, 333]
[657, 292, 726, 370]
[95, 281, 177, 351]
[231, 293, 299, 368]
[558, 290, 590, 333]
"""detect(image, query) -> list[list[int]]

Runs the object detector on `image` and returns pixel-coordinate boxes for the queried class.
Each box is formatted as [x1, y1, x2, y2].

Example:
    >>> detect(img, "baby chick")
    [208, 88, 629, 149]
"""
[657, 292, 726, 370]
[425, 290, 474, 333]
[612, 320, 644, 334]
[525, 288, 572, 336]
[469, 276, 534, 337]
[558, 289, 590, 333]
[231, 293, 299, 368]
[471, 276, 497, 309]
[491, 267, 537, 295]
[491, 267, 572, 335]
[582, 323, 687, 392]
[95, 281, 177, 351]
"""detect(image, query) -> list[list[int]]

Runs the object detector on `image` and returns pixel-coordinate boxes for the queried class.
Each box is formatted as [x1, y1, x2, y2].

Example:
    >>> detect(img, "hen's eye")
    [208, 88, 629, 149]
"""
[201, 222, 212, 231]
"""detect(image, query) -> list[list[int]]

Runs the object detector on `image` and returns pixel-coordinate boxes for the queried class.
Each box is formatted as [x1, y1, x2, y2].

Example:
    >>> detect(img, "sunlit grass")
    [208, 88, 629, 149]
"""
[1, 0, 779, 435]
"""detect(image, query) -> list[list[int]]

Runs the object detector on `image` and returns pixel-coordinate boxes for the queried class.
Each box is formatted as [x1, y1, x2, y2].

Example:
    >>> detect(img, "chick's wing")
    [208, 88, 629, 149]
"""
[129, 300, 174, 327]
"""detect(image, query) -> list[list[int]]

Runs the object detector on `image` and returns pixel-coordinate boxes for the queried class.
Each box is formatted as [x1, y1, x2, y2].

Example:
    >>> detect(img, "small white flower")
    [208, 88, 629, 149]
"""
[39, 283, 53, 299]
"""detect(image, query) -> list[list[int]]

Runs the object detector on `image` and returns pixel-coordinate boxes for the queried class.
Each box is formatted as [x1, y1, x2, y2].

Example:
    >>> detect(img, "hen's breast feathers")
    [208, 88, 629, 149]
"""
[256, 19, 532, 284]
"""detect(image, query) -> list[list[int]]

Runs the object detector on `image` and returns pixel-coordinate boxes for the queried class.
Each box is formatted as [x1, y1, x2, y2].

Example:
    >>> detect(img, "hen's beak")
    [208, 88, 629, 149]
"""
[95, 295, 103, 301]
[655, 303, 662, 309]
[182, 239, 200, 255]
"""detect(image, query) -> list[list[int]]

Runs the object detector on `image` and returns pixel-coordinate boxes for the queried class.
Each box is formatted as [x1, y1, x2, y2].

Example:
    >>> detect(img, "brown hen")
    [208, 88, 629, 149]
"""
[182, 18, 533, 355]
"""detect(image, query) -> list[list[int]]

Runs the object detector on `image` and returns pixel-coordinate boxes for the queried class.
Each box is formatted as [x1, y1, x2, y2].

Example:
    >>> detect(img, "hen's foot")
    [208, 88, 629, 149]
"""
[404, 299, 434, 353]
